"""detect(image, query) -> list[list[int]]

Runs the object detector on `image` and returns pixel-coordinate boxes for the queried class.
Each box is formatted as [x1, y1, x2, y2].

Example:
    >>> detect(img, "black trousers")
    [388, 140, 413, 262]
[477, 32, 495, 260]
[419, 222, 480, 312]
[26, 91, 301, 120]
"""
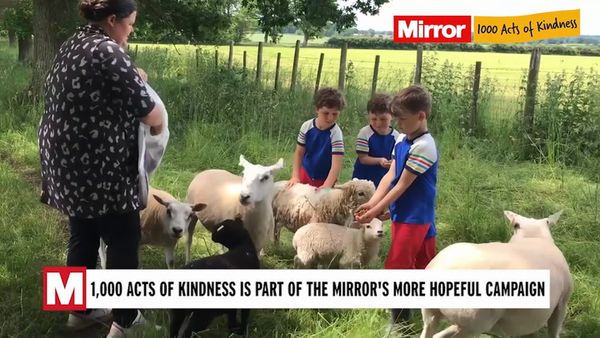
[68, 210, 141, 327]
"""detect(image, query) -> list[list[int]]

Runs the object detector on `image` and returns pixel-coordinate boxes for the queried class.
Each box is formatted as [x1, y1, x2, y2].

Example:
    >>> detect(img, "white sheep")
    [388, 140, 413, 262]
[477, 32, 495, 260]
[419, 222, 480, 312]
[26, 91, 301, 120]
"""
[186, 155, 284, 254]
[98, 187, 206, 269]
[420, 210, 573, 338]
[272, 179, 375, 245]
[292, 218, 384, 269]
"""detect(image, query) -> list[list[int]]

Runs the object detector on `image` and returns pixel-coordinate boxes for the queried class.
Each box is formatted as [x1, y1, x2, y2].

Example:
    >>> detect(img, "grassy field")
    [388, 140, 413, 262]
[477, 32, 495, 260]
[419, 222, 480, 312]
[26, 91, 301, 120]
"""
[133, 42, 600, 92]
[131, 41, 600, 122]
[0, 40, 599, 337]
[245, 33, 328, 46]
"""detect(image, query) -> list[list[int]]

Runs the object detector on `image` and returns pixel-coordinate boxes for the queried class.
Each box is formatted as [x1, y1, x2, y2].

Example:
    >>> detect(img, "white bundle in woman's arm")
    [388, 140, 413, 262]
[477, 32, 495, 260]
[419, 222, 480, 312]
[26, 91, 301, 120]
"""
[138, 83, 170, 206]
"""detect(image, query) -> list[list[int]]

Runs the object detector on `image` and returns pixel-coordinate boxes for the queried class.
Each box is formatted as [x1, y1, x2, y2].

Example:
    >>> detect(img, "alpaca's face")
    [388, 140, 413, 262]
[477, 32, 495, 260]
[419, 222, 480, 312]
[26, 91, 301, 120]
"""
[238, 155, 284, 206]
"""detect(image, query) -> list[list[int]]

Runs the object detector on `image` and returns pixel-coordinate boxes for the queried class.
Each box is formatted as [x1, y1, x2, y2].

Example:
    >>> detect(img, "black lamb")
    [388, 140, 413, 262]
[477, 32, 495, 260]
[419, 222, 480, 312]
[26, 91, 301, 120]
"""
[170, 217, 259, 338]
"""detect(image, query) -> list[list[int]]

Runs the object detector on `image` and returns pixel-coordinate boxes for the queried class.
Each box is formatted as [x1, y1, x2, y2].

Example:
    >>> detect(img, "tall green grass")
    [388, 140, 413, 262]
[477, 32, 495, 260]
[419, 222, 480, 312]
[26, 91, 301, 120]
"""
[0, 41, 598, 337]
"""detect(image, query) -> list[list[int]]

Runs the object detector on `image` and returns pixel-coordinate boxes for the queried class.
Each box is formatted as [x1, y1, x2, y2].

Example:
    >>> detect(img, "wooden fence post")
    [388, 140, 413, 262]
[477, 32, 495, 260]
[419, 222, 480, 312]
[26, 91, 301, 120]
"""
[275, 52, 282, 90]
[470, 61, 482, 134]
[414, 44, 423, 84]
[524, 48, 541, 137]
[338, 42, 348, 90]
[314, 53, 324, 94]
[290, 40, 300, 91]
[228, 41, 234, 68]
[371, 55, 380, 97]
[256, 42, 263, 83]
[243, 50, 247, 72]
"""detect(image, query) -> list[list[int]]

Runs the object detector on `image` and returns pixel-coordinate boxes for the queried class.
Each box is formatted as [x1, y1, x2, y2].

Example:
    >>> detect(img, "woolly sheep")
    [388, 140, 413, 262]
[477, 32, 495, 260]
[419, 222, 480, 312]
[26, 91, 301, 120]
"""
[292, 218, 384, 269]
[170, 217, 259, 338]
[186, 155, 284, 254]
[272, 179, 375, 245]
[98, 187, 206, 269]
[420, 210, 573, 338]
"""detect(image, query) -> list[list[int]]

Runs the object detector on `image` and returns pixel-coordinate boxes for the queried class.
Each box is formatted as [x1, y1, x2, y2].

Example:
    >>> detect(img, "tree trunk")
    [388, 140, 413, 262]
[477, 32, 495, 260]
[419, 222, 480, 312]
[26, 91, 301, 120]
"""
[303, 31, 309, 47]
[31, 0, 79, 97]
[8, 29, 16, 47]
[263, 31, 268, 43]
[17, 35, 33, 62]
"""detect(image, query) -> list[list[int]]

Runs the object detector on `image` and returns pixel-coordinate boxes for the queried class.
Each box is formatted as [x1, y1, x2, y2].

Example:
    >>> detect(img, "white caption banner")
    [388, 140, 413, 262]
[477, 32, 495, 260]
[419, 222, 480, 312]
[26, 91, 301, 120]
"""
[85, 269, 550, 309]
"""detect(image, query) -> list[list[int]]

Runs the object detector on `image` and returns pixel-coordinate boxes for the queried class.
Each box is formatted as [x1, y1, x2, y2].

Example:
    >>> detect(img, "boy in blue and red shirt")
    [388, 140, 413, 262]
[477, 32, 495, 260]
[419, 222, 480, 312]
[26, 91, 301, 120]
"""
[352, 93, 401, 187]
[288, 87, 346, 189]
[356, 85, 438, 324]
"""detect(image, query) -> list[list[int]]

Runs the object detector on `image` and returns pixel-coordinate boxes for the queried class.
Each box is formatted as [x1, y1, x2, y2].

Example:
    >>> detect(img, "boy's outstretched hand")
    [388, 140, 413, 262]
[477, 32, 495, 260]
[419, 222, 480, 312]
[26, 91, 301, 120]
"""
[355, 202, 389, 223]
[378, 158, 392, 168]
[355, 202, 375, 223]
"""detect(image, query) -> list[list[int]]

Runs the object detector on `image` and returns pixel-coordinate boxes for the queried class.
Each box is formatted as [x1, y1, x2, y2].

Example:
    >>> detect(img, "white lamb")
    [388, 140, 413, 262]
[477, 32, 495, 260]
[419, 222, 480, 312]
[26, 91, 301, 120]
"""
[272, 179, 375, 245]
[186, 155, 284, 254]
[99, 187, 206, 269]
[420, 210, 573, 338]
[292, 218, 384, 269]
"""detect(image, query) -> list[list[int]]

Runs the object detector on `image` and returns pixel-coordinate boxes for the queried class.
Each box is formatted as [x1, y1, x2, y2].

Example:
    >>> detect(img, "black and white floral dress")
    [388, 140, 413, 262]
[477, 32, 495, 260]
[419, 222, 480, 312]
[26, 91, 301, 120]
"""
[38, 25, 155, 218]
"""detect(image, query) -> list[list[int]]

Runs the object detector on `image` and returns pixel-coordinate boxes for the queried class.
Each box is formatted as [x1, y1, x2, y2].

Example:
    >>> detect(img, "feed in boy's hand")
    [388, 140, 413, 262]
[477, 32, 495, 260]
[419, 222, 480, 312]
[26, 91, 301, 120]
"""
[354, 208, 368, 220]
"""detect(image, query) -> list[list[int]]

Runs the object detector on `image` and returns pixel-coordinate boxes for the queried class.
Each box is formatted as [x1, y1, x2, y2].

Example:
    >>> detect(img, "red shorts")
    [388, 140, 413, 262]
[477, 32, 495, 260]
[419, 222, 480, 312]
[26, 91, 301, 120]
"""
[299, 167, 326, 188]
[384, 222, 436, 270]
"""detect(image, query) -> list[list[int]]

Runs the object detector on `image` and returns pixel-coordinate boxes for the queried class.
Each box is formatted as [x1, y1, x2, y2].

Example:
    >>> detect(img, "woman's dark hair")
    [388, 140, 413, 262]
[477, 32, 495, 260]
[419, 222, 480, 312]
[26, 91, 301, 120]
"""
[79, 0, 137, 21]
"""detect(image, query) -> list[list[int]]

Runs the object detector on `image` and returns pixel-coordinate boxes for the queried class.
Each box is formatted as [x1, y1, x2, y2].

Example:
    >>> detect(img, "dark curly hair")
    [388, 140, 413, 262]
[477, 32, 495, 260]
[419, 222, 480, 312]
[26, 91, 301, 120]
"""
[313, 87, 346, 111]
[390, 85, 432, 118]
[79, 0, 137, 21]
[367, 93, 391, 114]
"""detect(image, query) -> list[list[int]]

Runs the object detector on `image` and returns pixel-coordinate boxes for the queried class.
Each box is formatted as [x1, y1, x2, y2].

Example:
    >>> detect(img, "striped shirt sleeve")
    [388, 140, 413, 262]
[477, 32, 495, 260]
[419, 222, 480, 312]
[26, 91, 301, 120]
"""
[355, 126, 372, 154]
[331, 125, 344, 155]
[405, 138, 438, 175]
[297, 120, 312, 146]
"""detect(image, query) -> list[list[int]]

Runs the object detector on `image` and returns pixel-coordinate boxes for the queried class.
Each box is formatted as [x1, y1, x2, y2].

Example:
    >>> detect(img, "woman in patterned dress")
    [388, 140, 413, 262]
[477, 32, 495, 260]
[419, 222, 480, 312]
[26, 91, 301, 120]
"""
[37, 0, 163, 335]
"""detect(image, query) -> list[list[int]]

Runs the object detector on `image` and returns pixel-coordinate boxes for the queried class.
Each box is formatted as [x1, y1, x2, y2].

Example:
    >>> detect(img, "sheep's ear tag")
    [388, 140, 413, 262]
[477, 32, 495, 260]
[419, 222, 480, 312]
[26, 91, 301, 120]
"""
[547, 210, 562, 227]
[216, 225, 225, 232]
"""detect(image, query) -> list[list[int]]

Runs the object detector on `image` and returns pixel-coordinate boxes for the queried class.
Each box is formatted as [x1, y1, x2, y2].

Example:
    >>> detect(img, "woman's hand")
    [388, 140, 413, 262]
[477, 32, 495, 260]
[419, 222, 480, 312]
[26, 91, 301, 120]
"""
[137, 67, 148, 82]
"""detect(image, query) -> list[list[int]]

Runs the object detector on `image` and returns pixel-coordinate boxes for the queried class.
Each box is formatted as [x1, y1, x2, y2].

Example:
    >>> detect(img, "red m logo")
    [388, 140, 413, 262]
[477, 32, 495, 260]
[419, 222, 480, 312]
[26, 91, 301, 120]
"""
[42, 267, 87, 311]
[394, 16, 472, 43]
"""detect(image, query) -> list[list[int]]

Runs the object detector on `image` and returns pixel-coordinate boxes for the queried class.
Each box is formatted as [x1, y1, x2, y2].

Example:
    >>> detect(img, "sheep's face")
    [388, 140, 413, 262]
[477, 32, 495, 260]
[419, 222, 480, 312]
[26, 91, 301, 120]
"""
[339, 179, 376, 207]
[153, 195, 206, 239]
[362, 218, 384, 241]
[212, 217, 250, 249]
[505, 210, 561, 241]
[238, 155, 284, 206]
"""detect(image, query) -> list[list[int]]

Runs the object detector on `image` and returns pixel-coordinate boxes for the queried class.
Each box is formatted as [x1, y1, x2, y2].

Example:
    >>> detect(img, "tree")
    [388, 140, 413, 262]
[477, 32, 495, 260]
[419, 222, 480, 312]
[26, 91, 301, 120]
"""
[30, 0, 79, 96]
[292, 0, 338, 46]
[244, 0, 388, 46]
[292, 0, 390, 46]
[242, 0, 292, 43]
[136, 0, 235, 43]
[3, 0, 32, 62]
[229, 6, 258, 43]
